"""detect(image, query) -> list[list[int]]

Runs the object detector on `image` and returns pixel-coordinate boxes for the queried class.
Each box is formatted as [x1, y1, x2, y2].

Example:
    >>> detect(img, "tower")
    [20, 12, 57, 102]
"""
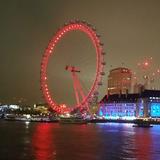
[108, 67, 132, 95]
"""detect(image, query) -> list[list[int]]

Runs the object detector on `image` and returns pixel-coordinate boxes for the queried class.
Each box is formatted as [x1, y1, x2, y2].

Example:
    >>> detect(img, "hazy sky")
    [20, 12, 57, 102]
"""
[0, 0, 160, 105]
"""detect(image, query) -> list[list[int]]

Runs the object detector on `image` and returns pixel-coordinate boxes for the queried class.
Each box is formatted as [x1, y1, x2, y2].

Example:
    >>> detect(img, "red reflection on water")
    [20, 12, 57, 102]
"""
[134, 130, 152, 160]
[32, 123, 56, 160]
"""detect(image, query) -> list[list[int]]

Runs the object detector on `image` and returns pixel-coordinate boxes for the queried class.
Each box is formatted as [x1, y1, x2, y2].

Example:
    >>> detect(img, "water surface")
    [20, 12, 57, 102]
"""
[0, 121, 160, 160]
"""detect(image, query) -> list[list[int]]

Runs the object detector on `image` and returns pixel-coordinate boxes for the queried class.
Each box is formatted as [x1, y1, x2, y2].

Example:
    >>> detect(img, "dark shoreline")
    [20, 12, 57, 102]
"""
[88, 119, 160, 125]
[1, 118, 160, 125]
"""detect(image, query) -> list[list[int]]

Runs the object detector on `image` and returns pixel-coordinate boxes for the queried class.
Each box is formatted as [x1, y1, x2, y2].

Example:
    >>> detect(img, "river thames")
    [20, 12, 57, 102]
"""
[0, 121, 160, 160]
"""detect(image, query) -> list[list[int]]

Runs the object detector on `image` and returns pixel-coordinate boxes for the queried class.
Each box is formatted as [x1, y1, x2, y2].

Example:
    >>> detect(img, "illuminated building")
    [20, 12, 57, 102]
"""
[99, 90, 160, 120]
[99, 93, 138, 120]
[0, 104, 19, 112]
[108, 67, 132, 95]
[34, 103, 49, 114]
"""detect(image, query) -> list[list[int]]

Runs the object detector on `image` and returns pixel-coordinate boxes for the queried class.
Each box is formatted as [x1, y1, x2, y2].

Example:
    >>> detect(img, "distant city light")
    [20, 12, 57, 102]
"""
[144, 61, 149, 66]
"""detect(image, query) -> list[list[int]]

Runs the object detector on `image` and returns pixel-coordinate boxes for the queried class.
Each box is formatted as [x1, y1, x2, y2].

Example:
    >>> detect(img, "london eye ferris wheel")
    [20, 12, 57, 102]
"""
[40, 20, 106, 114]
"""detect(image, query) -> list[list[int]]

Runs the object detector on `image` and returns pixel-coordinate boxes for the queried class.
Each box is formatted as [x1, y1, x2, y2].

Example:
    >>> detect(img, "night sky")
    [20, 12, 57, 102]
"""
[0, 0, 160, 105]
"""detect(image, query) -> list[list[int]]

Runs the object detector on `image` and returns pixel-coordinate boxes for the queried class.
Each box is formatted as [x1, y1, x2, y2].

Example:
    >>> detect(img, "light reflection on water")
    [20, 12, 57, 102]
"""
[0, 121, 160, 160]
[32, 123, 56, 160]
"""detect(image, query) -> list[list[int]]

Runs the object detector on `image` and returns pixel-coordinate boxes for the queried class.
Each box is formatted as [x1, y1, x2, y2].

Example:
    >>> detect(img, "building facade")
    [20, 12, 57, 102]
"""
[108, 67, 132, 95]
[99, 90, 160, 120]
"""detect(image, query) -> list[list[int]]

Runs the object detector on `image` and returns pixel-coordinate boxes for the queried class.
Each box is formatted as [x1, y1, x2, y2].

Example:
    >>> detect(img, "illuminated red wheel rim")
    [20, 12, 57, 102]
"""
[40, 20, 105, 113]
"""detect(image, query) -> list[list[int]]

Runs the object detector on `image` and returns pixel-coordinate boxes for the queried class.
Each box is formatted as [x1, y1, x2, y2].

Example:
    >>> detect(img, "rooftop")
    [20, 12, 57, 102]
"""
[100, 90, 160, 103]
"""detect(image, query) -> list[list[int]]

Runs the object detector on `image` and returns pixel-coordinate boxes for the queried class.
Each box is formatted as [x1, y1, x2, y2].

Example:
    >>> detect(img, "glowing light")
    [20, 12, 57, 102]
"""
[144, 61, 149, 66]
[26, 114, 31, 119]
[25, 121, 30, 125]
[151, 103, 160, 117]
[99, 109, 103, 116]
